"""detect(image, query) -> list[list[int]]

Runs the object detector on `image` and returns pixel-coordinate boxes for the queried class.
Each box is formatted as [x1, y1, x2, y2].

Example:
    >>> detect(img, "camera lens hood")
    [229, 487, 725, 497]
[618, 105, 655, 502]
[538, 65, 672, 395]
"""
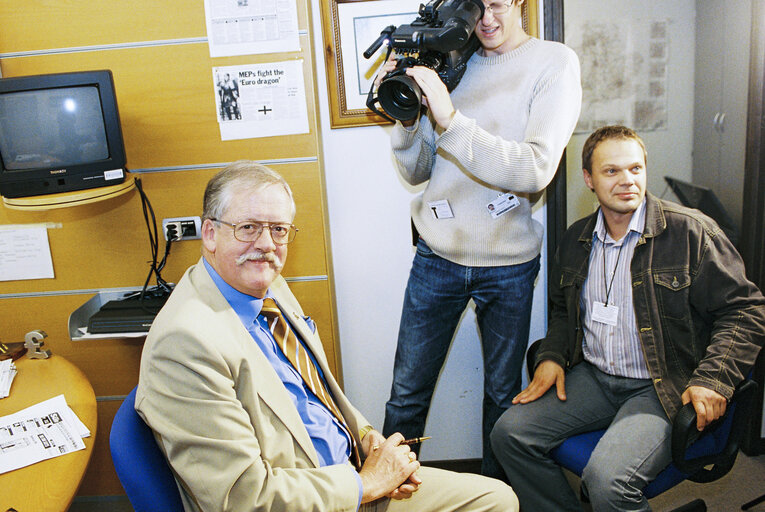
[378, 74, 422, 121]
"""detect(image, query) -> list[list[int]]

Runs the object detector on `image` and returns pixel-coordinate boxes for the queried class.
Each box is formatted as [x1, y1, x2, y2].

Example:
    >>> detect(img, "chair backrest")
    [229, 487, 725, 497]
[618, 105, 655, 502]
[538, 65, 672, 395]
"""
[109, 387, 184, 512]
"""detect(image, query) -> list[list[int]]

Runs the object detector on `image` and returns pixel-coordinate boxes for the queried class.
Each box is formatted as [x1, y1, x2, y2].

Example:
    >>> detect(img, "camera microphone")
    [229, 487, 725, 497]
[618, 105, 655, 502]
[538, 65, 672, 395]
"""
[364, 25, 396, 59]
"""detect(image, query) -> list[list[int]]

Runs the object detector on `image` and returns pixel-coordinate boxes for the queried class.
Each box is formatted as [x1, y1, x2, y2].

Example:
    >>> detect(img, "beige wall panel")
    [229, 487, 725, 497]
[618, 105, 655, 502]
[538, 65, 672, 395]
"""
[0, 1, 309, 54]
[0, 2, 205, 53]
[0, 44, 318, 168]
[78, 399, 127, 496]
[288, 279, 339, 378]
[0, 282, 336, 388]
[0, 295, 143, 395]
[0, 162, 329, 295]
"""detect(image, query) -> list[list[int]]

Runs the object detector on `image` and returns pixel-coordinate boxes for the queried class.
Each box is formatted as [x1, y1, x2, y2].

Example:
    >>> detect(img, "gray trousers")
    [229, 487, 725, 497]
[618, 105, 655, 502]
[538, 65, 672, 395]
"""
[490, 362, 673, 512]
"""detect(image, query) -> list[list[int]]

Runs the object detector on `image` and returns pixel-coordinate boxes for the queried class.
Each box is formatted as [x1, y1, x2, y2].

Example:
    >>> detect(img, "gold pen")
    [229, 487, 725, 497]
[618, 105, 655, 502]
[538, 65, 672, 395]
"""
[372, 436, 431, 451]
[400, 436, 431, 445]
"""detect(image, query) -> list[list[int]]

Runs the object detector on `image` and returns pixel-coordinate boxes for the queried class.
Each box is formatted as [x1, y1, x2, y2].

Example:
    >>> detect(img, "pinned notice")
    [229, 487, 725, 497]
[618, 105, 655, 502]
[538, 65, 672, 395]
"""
[0, 224, 55, 282]
[203, 0, 300, 57]
[213, 61, 309, 141]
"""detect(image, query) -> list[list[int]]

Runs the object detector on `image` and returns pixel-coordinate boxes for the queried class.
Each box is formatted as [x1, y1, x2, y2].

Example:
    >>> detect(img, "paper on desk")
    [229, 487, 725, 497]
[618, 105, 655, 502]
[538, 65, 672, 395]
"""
[0, 359, 16, 398]
[0, 394, 90, 474]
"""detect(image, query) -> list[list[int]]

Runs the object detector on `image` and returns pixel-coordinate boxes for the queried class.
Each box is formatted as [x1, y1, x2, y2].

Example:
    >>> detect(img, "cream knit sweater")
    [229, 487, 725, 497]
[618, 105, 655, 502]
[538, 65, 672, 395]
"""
[392, 37, 582, 267]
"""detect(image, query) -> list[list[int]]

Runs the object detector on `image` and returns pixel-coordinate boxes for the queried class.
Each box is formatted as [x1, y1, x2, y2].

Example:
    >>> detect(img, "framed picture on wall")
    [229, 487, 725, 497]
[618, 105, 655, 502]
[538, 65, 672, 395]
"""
[319, 0, 539, 129]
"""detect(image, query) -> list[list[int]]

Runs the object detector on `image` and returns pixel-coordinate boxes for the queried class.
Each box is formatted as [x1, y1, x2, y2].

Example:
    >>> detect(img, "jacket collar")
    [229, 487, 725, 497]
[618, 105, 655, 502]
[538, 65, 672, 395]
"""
[577, 192, 666, 244]
[642, 192, 667, 239]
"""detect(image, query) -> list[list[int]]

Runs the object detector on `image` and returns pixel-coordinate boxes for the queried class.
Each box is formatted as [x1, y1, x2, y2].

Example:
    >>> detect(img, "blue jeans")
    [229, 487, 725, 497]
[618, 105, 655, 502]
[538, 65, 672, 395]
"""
[490, 362, 673, 511]
[383, 239, 540, 479]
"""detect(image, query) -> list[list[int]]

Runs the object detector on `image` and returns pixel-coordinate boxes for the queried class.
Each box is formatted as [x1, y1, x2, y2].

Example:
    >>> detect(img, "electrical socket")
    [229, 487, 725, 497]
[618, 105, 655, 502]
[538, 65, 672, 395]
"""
[162, 216, 202, 241]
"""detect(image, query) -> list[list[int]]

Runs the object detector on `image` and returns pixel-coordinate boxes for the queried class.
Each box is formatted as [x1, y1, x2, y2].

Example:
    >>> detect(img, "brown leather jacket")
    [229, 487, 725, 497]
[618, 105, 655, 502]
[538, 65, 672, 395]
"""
[536, 193, 765, 419]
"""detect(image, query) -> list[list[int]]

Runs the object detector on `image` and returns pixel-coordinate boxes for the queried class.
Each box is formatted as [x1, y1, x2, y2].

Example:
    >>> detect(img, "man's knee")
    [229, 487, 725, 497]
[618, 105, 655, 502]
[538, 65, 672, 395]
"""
[456, 473, 520, 512]
[581, 457, 641, 509]
[481, 478, 520, 512]
[412, 467, 519, 511]
[490, 407, 523, 457]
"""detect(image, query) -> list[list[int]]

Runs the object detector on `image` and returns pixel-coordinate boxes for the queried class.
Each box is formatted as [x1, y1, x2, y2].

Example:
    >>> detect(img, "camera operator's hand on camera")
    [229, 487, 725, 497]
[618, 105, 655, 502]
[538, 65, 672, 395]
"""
[405, 66, 456, 130]
[374, 54, 398, 90]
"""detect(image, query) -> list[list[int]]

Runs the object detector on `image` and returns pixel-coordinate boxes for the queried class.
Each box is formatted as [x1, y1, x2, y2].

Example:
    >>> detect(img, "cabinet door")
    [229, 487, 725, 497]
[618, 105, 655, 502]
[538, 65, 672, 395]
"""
[692, 0, 724, 194]
[693, 0, 751, 229]
[718, 0, 752, 228]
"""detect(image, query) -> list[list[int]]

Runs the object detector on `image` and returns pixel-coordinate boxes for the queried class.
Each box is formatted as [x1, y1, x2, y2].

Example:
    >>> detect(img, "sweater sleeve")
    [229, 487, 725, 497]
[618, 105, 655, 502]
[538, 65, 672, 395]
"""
[391, 115, 438, 186]
[437, 48, 581, 193]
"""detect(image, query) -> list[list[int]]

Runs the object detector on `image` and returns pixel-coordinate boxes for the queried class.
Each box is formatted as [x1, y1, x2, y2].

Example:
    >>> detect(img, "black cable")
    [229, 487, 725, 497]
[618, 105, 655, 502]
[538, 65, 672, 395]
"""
[132, 178, 173, 307]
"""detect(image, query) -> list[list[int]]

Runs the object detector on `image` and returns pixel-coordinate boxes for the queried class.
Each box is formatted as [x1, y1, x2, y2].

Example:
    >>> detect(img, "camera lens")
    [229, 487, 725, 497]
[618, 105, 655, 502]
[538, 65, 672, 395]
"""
[378, 75, 422, 121]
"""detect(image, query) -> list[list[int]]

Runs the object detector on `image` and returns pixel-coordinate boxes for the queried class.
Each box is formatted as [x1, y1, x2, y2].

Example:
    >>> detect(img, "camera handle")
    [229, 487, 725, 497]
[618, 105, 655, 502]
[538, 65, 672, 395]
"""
[364, 25, 396, 59]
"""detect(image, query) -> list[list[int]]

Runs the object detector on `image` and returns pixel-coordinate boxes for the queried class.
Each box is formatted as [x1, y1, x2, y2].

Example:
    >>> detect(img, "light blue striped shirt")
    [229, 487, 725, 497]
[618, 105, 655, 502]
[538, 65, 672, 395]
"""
[581, 199, 650, 378]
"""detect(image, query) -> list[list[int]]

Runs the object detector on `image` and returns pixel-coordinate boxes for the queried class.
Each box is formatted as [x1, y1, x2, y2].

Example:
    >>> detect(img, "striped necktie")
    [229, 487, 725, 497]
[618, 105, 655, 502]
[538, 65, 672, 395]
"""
[260, 298, 360, 469]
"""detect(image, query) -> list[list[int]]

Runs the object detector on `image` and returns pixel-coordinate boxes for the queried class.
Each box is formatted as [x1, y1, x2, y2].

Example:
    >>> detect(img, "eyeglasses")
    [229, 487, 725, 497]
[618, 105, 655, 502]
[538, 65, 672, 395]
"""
[211, 219, 298, 245]
[485, 1, 512, 15]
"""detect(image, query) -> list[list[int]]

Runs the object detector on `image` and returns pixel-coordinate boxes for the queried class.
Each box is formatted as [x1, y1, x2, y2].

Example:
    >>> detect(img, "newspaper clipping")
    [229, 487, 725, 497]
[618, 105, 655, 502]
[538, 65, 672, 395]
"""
[213, 61, 309, 141]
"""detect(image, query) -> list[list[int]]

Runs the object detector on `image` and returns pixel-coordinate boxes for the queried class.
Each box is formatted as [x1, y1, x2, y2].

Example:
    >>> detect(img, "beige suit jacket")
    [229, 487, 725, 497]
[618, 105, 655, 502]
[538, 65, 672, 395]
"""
[136, 258, 369, 512]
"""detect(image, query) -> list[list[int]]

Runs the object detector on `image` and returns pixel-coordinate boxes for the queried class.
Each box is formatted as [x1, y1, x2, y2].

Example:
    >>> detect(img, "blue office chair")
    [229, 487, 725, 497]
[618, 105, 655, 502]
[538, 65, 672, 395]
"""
[110, 386, 185, 512]
[525, 340, 759, 512]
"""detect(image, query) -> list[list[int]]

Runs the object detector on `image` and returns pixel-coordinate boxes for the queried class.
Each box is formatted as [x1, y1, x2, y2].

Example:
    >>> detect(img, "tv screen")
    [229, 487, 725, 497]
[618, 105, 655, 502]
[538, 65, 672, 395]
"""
[0, 70, 127, 199]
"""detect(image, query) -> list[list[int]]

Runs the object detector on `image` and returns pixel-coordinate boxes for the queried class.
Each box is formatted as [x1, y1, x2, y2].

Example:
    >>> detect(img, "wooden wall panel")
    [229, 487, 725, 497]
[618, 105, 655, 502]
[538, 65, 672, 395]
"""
[0, 162, 330, 294]
[0, 45, 319, 168]
[77, 400, 126, 496]
[0, 0, 309, 53]
[0, 0, 339, 500]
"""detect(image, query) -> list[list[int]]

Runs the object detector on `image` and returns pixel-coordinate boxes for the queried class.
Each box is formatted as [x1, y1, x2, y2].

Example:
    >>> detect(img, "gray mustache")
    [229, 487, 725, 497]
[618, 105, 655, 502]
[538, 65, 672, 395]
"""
[236, 251, 281, 266]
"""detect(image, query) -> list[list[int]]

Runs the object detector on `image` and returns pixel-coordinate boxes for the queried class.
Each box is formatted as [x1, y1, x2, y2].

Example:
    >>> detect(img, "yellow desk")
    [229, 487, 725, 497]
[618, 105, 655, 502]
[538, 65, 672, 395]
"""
[0, 355, 97, 512]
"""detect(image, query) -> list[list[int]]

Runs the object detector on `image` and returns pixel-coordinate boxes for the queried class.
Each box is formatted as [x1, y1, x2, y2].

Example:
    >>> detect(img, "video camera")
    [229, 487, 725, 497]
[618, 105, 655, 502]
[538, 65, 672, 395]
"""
[364, 0, 485, 122]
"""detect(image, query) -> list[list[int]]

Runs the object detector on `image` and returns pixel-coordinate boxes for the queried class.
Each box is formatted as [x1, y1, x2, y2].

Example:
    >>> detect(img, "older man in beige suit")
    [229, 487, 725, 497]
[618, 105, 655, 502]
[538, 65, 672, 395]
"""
[136, 161, 518, 512]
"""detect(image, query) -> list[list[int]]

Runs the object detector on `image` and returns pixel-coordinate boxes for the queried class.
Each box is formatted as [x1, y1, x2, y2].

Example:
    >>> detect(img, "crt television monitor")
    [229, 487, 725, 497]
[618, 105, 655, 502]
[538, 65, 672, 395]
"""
[0, 70, 127, 198]
[664, 176, 739, 246]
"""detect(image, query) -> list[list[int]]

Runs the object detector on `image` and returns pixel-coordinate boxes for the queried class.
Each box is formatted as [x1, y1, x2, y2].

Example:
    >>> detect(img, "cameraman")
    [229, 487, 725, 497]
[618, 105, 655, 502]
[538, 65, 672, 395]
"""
[379, 0, 582, 480]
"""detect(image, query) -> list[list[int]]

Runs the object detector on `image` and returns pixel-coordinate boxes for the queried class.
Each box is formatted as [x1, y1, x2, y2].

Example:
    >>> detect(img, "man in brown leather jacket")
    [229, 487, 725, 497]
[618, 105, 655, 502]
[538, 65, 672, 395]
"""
[490, 125, 765, 512]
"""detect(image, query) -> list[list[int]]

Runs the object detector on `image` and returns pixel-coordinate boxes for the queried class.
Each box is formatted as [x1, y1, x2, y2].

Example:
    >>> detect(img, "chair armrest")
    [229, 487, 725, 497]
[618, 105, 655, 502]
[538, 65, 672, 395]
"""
[671, 379, 758, 483]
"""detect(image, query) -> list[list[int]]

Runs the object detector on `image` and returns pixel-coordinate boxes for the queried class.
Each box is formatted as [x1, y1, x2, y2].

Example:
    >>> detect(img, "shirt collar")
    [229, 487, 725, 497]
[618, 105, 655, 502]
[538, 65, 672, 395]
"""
[202, 257, 271, 327]
[593, 197, 647, 244]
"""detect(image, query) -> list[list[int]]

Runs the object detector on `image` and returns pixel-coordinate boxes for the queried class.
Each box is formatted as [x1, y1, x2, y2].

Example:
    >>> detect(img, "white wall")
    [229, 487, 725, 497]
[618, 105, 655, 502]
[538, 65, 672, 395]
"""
[310, 0, 548, 461]
[564, 0, 696, 222]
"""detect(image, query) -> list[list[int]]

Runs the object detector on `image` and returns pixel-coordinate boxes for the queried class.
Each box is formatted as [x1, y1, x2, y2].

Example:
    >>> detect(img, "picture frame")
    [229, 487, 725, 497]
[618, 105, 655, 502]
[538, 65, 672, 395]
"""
[319, 0, 539, 129]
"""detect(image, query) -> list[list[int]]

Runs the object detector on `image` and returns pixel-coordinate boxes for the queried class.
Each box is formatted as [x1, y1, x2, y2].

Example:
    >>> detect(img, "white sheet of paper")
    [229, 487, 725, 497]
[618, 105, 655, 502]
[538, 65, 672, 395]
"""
[0, 360, 16, 399]
[0, 394, 89, 474]
[0, 225, 54, 282]
[204, 0, 299, 57]
[213, 61, 309, 140]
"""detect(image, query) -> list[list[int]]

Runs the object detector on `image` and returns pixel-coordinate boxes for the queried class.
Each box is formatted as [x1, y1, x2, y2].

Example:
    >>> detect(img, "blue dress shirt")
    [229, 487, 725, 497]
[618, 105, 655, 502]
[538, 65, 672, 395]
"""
[202, 260, 357, 473]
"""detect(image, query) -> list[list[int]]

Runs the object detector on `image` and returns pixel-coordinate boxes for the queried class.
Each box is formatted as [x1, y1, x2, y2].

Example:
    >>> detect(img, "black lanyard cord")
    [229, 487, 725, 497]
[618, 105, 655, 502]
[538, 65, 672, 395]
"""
[603, 240, 626, 307]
